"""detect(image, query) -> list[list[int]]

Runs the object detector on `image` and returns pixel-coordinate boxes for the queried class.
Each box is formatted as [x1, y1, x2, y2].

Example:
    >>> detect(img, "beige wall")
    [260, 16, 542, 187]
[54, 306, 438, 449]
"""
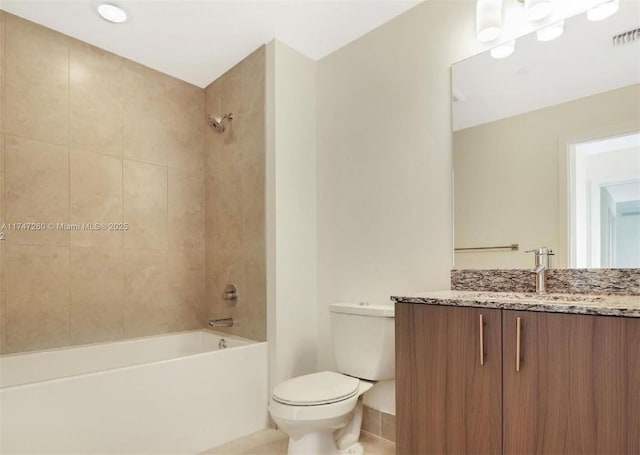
[454, 84, 640, 270]
[0, 12, 207, 354]
[316, 1, 483, 414]
[204, 47, 266, 342]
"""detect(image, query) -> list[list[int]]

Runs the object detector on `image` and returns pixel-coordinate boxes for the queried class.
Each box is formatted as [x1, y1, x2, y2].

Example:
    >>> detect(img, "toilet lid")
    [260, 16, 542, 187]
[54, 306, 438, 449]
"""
[272, 371, 360, 406]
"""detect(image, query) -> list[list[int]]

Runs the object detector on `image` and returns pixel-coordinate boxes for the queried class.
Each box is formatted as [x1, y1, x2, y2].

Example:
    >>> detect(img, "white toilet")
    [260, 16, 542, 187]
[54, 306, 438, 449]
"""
[269, 302, 395, 455]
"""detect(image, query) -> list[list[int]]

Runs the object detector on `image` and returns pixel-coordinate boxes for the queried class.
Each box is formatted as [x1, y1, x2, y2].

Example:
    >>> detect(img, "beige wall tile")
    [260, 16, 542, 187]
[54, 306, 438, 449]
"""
[220, 46, 265, 117]
[70, 41, 123, 157]
[1, 14, 212, 353]
[123, 160, 167, 249]
[0, 243, 4, 353]
[381, 412, 396, 443]
[166, 78, 205, 173]
[243, 259, 266, 341]
[204, 80, 222, 118]
[1, 134, 5, 226]
[124, 249, 168, 337]
[168, 248, 205, 331]
[4, 13, 69, 145]
[204, 46, 266, 341]
[241, 111, 266, 259]
[362, 406, 382, 436]
[4, 136, 69, 246]
[69, 247, 123, 345]
[169, 167, 204, 250]
[122, 60, 171, 165]
[206, 156, 243, 251]
[1, 12, 5, 136]
[206, 247, 245, 337]
[4, 244, 69, 353]
[70, 150, 123, 248]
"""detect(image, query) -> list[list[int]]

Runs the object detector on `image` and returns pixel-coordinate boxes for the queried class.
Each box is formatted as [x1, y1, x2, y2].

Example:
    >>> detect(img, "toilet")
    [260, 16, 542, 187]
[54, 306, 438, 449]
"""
[269, 302, 395, 455]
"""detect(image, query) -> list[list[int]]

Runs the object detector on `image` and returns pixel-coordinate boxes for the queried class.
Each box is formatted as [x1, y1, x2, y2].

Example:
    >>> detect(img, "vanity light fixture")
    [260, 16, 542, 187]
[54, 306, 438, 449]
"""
[490, 40, 516, 59]
[537, 20, 565, 41]
[587, 0, 619, 21]
[476, 0, 503, 43]
[523, 0, 553, 22]
[97, 3, 128, 23]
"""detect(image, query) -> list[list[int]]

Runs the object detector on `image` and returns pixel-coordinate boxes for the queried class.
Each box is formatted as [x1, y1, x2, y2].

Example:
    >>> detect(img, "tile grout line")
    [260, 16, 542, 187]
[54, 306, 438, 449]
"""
[67, 37, 71, 349]
[0, 130, 203, 173]
[1, 11, 5, 352]
[120, 60, 126, 338]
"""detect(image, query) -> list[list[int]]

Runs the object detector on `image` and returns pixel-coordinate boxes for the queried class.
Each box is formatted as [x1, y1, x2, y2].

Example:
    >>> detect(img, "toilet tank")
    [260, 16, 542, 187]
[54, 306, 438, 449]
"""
[330, 302, 395, 381]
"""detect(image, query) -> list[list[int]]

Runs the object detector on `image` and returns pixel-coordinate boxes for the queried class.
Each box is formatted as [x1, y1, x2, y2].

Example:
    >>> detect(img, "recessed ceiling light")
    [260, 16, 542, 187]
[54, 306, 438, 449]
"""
[537, 21, 565, 42]
[587, 0, 619, 21]
[97, 3, 128, 24]
[490, 40, 516, 59]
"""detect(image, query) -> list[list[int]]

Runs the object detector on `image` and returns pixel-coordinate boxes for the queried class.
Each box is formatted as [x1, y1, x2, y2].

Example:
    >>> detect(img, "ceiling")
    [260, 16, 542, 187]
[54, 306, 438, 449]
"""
[453, 0, 640, 131]
[0, 0, 420, 88]
[605, 181, 640, 203]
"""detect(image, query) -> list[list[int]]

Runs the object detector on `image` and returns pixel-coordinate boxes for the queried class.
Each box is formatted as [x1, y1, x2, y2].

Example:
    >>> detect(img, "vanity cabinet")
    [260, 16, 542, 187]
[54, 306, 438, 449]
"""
[396, 304, 502, 454]
[502, 310, 640, 454]
[396, 304, 640, 455]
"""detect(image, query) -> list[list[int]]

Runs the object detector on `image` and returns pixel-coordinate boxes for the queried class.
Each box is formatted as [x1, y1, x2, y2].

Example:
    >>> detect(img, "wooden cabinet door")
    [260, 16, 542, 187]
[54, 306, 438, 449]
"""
[503, 310, 640, 454]
[396, 303, 503, 455]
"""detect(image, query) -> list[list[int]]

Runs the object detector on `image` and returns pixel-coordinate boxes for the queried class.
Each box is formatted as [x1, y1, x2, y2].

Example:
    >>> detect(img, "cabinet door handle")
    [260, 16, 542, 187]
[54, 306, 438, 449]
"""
[516, 317, 522, 372]
[479, 314, 485, 366]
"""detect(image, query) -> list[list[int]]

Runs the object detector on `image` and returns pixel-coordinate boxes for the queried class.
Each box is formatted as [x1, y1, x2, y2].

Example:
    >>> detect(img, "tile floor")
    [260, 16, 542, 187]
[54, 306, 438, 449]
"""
[204, 429, 395, 455]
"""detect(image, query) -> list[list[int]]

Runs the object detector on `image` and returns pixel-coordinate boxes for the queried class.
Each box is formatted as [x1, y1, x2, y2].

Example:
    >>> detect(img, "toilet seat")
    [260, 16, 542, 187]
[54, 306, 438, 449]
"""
[272, 371, 359, 406]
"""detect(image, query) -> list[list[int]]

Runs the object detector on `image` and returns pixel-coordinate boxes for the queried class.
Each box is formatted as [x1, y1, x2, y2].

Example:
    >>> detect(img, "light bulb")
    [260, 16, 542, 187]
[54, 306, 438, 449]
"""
[477, 0, 503, 43]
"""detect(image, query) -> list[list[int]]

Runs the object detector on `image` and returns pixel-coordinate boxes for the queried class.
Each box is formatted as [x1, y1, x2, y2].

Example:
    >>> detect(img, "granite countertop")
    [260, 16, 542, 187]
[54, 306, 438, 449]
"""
[391, 290, 640, 318]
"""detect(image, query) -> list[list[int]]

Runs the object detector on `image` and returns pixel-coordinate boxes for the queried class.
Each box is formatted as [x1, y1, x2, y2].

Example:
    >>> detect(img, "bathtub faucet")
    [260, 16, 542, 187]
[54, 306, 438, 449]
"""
[208, 317, 234, 328]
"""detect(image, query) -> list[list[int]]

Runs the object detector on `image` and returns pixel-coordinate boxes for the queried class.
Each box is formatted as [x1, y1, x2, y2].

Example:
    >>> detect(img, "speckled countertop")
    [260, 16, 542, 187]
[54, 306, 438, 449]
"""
[391, 290, 640, 318]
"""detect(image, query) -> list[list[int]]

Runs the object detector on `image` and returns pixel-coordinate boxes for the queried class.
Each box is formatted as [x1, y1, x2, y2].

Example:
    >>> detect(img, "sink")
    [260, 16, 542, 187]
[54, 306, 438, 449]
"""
[465, 291, 606, 303]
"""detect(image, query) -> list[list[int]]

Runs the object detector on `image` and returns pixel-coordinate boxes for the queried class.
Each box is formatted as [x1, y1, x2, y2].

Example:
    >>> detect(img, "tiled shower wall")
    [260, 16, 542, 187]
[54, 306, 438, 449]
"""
[0, 12, 208, 353]
[204, 47, 266, 341]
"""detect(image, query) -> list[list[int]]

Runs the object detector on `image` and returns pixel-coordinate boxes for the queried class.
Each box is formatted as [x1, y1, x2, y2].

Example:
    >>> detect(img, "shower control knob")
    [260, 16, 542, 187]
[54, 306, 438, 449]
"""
[222, 284, 238, 305]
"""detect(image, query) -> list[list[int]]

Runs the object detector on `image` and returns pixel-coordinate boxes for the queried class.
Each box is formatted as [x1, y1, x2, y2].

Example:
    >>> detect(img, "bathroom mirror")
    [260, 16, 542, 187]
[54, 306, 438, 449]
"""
[452, 2, 640, 270]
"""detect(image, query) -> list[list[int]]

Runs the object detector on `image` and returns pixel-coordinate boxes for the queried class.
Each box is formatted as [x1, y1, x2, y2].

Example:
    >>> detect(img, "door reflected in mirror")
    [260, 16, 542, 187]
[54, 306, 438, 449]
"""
[570, 132, 640, 268]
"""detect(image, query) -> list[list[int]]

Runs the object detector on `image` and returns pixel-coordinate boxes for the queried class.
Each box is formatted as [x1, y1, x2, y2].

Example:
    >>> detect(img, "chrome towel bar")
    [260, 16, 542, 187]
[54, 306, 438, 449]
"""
[455, 243, 519, 252]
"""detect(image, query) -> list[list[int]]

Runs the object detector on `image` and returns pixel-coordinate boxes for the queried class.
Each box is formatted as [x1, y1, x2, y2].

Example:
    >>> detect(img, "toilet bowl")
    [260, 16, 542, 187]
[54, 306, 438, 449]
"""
[269, 303, 395, 455]
[269, 371, 373, 455]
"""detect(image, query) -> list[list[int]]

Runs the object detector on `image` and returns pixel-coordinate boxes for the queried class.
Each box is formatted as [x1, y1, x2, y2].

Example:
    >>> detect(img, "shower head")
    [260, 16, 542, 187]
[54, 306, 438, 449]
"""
[208, 113, 234, 133]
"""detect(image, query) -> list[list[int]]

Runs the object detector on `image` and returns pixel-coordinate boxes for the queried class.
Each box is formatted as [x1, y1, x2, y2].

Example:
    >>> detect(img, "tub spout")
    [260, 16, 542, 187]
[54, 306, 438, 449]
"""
[208, 318, 234, 328]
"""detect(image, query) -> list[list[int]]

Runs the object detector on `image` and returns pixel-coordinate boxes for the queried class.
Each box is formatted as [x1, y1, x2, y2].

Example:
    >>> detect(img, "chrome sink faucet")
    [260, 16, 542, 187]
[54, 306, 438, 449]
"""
[525, 247, 554, 294]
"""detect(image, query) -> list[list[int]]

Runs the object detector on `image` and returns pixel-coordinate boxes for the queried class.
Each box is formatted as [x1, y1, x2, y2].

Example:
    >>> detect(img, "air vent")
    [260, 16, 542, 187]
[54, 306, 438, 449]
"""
[612, 28, 640, 46]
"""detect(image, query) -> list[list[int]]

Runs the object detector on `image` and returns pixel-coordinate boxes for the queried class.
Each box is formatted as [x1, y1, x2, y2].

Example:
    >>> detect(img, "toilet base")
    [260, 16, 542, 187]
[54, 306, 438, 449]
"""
[287, 434, 364, 455]
[284, 398, 366, 455]
[339, 442, 364, 455]
[288, 430, 338, 455]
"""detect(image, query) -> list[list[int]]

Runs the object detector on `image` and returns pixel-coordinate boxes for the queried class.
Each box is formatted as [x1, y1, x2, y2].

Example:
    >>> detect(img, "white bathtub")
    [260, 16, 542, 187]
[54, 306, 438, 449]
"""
[0, 330, 268, 454]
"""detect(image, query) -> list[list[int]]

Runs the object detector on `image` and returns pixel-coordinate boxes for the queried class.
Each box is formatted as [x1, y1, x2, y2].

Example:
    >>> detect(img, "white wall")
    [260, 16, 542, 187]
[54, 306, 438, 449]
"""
[616, 201, 640, 268]
[316, 1, 484, 414]
[266, 41, 318, 394]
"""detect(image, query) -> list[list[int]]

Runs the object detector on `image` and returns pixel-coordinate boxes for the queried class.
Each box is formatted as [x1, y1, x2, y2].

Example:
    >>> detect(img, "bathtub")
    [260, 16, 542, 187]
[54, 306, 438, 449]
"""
[0, 330, 268, 454]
